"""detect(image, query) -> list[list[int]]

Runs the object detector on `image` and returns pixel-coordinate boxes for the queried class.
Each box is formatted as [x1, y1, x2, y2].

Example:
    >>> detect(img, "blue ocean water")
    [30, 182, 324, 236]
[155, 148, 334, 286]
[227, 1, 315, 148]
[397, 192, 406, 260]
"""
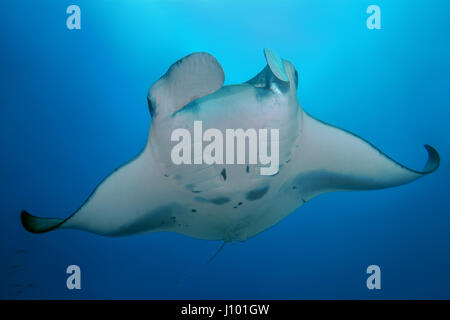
[0, 0, 449, 299]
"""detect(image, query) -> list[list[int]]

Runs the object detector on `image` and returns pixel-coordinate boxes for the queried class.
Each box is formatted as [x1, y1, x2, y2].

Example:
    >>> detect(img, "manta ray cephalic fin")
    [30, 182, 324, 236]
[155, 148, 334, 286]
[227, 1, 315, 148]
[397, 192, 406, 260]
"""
[147, 52, 225, 117]
[246, 48, 291, 89]
[264, 48, 289, 82]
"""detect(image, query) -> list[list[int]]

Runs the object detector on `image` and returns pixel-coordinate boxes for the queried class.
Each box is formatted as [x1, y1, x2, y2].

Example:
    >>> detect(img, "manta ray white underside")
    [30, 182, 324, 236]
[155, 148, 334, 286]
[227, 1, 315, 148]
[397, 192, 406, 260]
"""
[21, 49, 440, 243]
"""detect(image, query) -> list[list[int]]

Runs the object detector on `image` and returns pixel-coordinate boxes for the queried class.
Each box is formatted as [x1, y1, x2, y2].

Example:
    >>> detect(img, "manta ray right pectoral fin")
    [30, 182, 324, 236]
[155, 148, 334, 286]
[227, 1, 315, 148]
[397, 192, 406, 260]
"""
[147, 52, 225, 117]
[20, 210, 65, 234]
[296, 113, 440, 201]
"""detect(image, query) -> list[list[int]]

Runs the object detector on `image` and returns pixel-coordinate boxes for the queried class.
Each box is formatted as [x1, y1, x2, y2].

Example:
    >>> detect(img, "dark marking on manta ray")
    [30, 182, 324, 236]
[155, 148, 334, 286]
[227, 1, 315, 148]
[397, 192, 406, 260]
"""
[210, 197, 230, 205]
[233, 206, 238, 209]
[111, 203, 182, 235]
[292, 170, 383, 193]
[246, 186, 270, 201]
[176, 98, 202, 116]
[254, 86, 272, 102]
[301, 198, 306, 203]
[186, 184, 201, 193]
[164, 174, 169, 177]
[238, 202, 243, 206]
[191, 209, 197, 212]
[246, 165, 249, 173]
[195, 196, 230, 205]
[220, 168, 227, 181]
[292, 186, 297, 190]
[147, 97, 157, 117]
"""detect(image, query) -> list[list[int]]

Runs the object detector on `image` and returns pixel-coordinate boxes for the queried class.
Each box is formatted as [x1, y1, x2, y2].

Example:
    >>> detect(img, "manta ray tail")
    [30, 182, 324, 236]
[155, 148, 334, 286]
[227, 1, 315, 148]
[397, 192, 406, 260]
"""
[20, 210, 65, 234]
[206, 241, 227, 265]
[175, 241, 228, 285]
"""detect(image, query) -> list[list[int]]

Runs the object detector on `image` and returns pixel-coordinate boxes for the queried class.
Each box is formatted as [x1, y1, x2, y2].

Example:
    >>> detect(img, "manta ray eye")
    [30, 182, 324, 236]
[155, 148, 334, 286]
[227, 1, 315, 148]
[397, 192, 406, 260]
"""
[294, 69, 299, 88]
[147, 97, 156, 117]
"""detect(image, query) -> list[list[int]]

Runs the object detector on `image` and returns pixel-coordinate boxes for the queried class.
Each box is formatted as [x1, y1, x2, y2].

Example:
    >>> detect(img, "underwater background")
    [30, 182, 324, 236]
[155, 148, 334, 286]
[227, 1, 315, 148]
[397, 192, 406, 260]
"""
[1, 0, 449, 299]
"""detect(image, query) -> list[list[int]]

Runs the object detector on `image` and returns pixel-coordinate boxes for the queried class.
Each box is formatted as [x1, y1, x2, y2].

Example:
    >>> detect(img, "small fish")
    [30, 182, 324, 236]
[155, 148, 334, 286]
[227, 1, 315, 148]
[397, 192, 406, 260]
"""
[15, 249, 28, 254]
[11, 264, 20, 269]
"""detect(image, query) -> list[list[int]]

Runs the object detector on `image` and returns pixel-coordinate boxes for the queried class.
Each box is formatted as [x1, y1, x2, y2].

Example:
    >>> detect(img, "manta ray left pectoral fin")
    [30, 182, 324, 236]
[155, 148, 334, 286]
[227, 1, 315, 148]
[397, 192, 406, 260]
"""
[294, 113, 440, 201]
[148, 52, 225, 117]
[20, 210, 65, 234]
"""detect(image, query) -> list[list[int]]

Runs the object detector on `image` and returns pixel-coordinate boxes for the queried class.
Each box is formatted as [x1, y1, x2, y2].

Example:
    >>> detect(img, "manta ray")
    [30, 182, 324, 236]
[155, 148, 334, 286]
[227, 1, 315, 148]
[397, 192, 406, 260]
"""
[21, 49, 440, 245]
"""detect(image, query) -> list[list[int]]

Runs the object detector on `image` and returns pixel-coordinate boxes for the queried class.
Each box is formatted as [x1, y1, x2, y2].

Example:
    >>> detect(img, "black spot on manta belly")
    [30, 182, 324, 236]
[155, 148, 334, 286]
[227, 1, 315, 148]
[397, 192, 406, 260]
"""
[246, 185, 270, 201]
[195, 196, 230, 205]
[186, 184, 201, 193]
[220, 168, 227, 181]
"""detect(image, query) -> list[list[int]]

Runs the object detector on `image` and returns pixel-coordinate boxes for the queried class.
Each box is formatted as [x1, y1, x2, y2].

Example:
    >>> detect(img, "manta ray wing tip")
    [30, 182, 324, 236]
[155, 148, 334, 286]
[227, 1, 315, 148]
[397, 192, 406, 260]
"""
[20, 210, 64, 234]
[422, 144, 440, 174]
